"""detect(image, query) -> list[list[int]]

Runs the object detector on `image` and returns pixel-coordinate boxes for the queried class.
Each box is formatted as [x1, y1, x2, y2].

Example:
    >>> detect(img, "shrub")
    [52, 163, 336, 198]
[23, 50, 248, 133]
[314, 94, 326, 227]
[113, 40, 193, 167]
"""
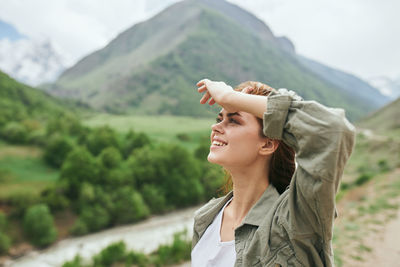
[44, 134, 74, 168]
[70, 219, 89, 236]
[7, 191, 40, 218]
[377, 159, 391, 173]
[340, 182, 351, 191]
[1, 121, 28, 144]
[142, 184, 169, 213]
[60, 147, 100, 198]
[62, 255, 83, 267]
[0, 212, 6, 230]
[123, 130, 151, 159]
[153, 229, 191, 266]
[27, 130, 47, 146]
[23, 204, 57, 247]
[41, 187, 70, 212]
[129, 143, 204, 207]
[354, 172, 374, 186]
[0, 212, 11, 254]
[110, 187, 150, 224]
[85, 126, 120, 156]
[99, 146, 122, 169]
[79, 204, 110, 232]
[125, 251, 149, 267]
[199, 162, 225, 199]
[46, 115, 83, 137]
[194, 140, 210, 160]
[93, 241, 126, 266]
[0, 232, 11, 255]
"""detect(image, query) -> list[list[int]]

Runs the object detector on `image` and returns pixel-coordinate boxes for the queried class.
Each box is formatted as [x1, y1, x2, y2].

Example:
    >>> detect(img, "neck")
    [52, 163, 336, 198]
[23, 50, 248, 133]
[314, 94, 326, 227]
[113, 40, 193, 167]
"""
[227, 159, 270, 225]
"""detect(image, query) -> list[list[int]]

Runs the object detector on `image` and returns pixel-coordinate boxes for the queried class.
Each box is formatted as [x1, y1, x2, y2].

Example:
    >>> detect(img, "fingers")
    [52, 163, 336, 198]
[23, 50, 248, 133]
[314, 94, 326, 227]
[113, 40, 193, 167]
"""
[196, 78, 210, 87]
[197, 84, 207, 93]
[200, 91, 211, 104]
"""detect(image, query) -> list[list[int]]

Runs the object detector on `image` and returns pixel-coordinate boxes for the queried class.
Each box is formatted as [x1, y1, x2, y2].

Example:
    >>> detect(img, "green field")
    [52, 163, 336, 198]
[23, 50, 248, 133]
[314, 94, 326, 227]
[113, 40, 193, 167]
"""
[82, 113, 215, 152]
[0, 145, 59, 200]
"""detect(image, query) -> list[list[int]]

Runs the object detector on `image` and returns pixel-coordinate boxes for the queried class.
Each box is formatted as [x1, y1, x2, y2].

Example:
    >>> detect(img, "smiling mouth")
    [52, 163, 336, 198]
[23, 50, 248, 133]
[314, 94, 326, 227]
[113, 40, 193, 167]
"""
[210, 143, 228, 148]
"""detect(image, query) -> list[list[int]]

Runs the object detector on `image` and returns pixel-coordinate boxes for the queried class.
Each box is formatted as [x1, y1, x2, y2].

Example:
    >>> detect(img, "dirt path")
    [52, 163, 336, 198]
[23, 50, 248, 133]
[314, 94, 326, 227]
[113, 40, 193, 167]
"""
[344, 202, 400, 267]
[349, 203, 400, 267]
[336, 167, 400, 267]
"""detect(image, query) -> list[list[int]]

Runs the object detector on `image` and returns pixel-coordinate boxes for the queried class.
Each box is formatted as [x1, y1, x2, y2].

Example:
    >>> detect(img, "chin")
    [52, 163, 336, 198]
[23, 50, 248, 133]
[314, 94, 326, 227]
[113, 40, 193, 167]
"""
[207, 153, 224, 166]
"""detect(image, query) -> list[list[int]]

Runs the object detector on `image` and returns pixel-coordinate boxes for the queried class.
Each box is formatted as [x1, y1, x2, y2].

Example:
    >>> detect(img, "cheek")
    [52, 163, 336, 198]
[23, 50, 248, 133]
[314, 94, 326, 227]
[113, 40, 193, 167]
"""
[229, 133, 259, 153]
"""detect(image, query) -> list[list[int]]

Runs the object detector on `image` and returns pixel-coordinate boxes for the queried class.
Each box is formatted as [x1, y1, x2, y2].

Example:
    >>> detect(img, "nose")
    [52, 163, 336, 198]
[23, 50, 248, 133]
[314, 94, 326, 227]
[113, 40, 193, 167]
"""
[211, 120, 224, 133]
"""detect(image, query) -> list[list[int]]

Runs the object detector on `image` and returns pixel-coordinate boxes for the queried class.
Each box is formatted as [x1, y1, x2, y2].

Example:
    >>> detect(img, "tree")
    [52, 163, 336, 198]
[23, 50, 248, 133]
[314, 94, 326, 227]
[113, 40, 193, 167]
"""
[79, 204, 110, 232]
[99, 146, 122, 169]
[110, 187, 150, 224]
[44, 134, 74, 168]
[123, 130, 151, 158]
[85, 126, 120, 156]
[60, 147, 100, 198]
[0, 212, 11, 254]
[23, 204, 57, 247]
[128, 143, 204, 207]
[1, 121, 28, 144]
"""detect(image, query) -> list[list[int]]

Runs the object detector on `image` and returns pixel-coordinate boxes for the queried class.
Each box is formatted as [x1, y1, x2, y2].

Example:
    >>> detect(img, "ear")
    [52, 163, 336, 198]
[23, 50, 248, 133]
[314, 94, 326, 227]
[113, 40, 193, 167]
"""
[259, 138, 279, 156]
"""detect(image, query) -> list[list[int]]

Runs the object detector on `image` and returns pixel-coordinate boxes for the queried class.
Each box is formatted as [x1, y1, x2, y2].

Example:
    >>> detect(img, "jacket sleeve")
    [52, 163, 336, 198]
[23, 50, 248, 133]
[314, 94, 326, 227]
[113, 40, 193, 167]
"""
[262, 88, 356, 243]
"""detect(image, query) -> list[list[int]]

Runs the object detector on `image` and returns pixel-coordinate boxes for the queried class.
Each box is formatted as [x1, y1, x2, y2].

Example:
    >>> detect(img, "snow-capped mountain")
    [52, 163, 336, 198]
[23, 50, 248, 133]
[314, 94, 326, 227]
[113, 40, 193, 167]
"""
[368, 76, 400, 100]
[0, 38, 71, 86]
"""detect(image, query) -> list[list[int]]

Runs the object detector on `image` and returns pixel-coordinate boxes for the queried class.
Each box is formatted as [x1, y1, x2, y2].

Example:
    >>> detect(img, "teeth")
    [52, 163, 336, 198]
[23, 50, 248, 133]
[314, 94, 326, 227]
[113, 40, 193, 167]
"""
[212, 141, 227, 146]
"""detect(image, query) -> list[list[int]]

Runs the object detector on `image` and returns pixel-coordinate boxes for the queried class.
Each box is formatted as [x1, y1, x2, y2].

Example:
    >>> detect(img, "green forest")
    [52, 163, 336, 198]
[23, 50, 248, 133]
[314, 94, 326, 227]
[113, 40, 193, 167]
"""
[0, 70, 225, 256]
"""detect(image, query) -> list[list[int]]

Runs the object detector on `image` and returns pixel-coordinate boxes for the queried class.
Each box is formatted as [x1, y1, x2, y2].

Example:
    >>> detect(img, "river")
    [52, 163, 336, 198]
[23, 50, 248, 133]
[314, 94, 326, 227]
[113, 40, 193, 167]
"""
[3, 205, 200, 267]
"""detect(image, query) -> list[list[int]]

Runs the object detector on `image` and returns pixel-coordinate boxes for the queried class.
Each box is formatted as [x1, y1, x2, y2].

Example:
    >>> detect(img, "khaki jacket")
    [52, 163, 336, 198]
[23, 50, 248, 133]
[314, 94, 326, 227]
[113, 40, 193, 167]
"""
[192, 88, 356, 266]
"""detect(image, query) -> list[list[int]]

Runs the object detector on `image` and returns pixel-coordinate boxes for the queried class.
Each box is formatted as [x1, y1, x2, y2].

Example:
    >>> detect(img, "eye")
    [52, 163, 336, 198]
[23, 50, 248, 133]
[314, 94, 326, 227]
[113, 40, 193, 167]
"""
[215, 117, 238, 124]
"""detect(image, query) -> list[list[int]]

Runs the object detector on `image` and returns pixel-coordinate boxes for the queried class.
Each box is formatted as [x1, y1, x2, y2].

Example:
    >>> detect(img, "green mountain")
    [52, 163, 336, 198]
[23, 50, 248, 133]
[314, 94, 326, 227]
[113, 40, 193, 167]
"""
[356, 96, 400, 135]
[0, 70, 81, 126]
[297, 55, 389, 109]
[46, 0, 386, 122]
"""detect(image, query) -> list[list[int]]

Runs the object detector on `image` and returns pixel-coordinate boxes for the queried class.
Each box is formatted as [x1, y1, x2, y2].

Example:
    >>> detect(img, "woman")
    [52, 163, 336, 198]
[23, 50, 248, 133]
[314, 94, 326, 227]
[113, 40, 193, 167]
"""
[191, 79, 356, 267]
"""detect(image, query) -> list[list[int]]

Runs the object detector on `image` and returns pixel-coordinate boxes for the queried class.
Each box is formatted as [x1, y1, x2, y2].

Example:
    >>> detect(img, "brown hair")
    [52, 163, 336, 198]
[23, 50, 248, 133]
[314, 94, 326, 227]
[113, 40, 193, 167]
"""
[217, 81, 296, 195]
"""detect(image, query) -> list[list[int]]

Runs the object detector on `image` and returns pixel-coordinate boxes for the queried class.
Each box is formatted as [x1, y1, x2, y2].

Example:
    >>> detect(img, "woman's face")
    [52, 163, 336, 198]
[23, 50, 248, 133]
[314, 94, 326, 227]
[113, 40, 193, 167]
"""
[207, 108, 267, 168]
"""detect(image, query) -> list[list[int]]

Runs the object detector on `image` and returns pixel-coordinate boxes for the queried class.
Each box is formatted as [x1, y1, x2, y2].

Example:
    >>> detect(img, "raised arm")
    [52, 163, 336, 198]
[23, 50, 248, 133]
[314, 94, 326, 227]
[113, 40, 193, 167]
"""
[197, 79, 356, 264]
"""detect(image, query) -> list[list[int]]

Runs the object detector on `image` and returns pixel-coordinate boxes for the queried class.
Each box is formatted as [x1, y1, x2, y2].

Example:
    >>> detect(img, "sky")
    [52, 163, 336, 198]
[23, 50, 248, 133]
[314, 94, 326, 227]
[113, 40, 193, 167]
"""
[0, 0, 398, 81]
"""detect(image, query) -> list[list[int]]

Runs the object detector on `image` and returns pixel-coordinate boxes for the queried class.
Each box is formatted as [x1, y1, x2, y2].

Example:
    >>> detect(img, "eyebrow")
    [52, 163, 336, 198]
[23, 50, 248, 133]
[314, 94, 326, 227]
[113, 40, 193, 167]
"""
[217, 112, 242, 117]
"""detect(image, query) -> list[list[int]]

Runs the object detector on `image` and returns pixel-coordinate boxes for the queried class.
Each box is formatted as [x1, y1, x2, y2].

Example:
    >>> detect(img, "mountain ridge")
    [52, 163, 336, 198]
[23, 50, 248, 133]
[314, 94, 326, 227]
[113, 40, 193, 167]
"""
[46, 0, 386, 122]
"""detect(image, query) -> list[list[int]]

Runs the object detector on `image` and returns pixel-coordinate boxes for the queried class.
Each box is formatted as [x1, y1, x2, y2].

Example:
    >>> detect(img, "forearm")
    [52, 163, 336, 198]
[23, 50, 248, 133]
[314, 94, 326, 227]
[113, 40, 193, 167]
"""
[223, 91, 268, 119]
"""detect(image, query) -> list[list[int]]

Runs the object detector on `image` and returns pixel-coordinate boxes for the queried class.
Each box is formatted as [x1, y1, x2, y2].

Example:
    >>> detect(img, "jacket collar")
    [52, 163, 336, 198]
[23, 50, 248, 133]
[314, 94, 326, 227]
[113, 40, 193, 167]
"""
[193, 184, 280, 236]
[241, 184, 280, 227]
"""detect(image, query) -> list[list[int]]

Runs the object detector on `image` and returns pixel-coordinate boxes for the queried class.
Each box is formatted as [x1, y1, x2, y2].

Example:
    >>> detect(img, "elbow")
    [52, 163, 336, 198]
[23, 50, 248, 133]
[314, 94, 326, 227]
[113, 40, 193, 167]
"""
[329, 107, 356, 134]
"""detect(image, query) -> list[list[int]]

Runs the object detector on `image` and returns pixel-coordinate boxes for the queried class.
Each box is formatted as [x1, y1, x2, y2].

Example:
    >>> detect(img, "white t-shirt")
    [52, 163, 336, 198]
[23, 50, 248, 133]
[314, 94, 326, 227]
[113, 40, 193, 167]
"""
[191, 197, 236, 267]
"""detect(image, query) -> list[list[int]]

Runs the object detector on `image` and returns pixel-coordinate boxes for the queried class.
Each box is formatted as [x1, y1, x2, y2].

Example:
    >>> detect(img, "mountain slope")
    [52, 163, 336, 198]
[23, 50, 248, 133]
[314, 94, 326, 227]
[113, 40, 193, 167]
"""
[0, 70, 78, 126]
[297, 55, 389, 109]
[47, 0, 383, 122]
[356, 96, 400, 134]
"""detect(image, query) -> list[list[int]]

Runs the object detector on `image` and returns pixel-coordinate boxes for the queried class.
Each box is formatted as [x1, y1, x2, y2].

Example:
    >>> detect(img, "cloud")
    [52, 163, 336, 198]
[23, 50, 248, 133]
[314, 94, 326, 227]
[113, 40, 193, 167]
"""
[0, 0, 160, 62]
